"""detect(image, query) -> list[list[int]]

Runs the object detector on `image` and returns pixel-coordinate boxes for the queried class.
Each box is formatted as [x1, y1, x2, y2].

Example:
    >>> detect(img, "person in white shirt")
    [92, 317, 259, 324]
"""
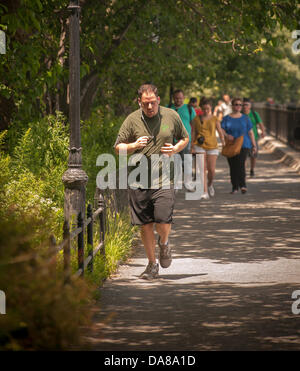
[220, 94, 232, 118]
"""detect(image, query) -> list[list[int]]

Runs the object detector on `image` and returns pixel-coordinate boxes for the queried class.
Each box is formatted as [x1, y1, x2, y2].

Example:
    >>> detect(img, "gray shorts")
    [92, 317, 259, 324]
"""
[128, 187, 175, 226]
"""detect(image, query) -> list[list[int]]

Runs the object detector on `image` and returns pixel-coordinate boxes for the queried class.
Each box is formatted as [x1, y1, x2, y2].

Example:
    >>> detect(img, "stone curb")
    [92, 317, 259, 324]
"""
[260, 136, 300, 174]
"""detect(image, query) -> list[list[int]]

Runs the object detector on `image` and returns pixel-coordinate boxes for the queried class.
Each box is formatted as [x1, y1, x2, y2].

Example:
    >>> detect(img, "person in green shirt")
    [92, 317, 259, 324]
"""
[114, 83, 189, 280]
[242, 98, 266, 177]
[169, 89, 197, 191]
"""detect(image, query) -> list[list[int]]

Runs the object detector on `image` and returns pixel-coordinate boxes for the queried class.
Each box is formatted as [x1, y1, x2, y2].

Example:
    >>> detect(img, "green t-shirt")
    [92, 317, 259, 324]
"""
[169, 103, 196, 141]
[114, 106, 188, 188]
[247, 110, 262, 140]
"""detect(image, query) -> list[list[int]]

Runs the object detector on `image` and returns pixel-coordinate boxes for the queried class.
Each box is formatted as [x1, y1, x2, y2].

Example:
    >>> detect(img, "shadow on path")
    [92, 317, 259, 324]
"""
[80, 146, 300, 351]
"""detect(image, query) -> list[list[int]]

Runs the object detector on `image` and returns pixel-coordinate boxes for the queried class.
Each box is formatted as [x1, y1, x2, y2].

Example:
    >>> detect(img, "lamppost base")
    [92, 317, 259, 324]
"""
[62, 167, 88, 225]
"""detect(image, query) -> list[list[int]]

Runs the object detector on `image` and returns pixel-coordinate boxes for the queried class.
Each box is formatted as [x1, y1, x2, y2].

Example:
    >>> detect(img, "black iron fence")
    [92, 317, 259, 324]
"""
[50, 187, 128, 283]
[253, 102, 300, 151]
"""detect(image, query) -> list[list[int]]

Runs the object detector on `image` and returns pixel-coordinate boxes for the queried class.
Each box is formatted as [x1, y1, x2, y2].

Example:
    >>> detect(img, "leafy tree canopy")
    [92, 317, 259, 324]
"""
[0, 0, 300, 131]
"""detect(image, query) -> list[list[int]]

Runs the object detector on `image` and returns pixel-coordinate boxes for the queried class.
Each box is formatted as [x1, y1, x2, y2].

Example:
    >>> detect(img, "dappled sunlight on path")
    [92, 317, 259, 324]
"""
[80, 145, 300, 351]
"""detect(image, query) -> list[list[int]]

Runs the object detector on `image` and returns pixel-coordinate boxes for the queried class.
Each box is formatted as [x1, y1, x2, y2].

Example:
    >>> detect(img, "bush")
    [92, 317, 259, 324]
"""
[0, 110, 136, 349]
[0, 131, 11, 191]
[0, 210, 95, 350]
[81, 109, 123, 202]
[86, 209, 137, 285]
[11, 112, 69, 207]
[0, 113, 68, 240]
[1, 172, 64, 243]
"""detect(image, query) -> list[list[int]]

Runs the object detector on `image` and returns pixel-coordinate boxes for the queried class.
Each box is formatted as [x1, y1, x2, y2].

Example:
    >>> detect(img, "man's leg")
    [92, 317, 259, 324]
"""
[156, 223, 172, 268]
[128, 188, 159, 279]
[140, 223, 159, 280]
[250, 156, 256, 175]
[141, 223, 156, 263]
[152, 187, 174, 268]
[155, 223, 171, 245]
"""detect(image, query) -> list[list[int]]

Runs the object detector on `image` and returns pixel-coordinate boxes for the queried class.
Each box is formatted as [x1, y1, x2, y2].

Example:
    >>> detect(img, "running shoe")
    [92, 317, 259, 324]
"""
[158, 237, 172, 268]
[140, 262, 159, 280]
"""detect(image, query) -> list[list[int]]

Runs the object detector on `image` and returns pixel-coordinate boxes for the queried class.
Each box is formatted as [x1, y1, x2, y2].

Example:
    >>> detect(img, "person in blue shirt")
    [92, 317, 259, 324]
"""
[221, 97, 257, 194]
[170, 89, 196, 191]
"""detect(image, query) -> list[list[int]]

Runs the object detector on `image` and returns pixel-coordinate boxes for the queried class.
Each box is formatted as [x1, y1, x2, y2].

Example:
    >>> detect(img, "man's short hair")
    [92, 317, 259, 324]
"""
[137, 84, 158, 99]
[173, 89, 184, 96]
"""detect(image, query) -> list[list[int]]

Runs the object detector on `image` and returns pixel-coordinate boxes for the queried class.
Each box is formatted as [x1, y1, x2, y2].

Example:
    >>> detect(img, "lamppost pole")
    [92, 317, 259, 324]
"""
[62, 0, 88, 226]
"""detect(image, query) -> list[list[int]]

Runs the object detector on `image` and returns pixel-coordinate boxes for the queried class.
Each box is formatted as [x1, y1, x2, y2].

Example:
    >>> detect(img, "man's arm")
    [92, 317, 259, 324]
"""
[161, 137, 189, 157]
[254, 111, 266, 138]
[115, 136, 149, 155]
[248, 129, 257, 154]
[258, 122, 266, 138]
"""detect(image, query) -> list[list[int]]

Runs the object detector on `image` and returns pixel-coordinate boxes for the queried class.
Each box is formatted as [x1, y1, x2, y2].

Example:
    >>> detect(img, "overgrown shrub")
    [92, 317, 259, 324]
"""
[0, 210, 95, 350]
[11, 112, 69, 207]
[0, 113, 69, 240]
[81, 109, 123, 202]
[86, 209, 137, 285]
[0, 131, 11, 190]
[0, 110, 136, 349]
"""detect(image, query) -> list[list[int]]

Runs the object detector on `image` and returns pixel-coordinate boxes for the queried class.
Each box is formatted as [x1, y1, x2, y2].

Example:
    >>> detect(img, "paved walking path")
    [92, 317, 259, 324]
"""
[82, 140, 300, 351]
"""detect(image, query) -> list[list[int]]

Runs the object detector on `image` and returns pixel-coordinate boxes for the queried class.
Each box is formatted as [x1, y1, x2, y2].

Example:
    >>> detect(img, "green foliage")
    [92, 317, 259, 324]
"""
[0, 113, 68, 240]
[79, 0, 300, 111]
[0, 111, 136, 349]
[0, 0, 69, 128]
[81, 109, 123, 202]
[1, 172, 64, 243]
[11, 112, 68, 207]
[190, 27, 300, 104]
[103, 211, 137, 275]
[0, 130, 10, 190]
[0, 210, 95, 350]
[86, 210, 137, 286]
[1, 0, 300, 131]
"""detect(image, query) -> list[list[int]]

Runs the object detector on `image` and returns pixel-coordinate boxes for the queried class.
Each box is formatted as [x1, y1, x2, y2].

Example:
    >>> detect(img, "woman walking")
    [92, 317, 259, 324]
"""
[221, 97, 257, 194]
[191, 98, 225, 199]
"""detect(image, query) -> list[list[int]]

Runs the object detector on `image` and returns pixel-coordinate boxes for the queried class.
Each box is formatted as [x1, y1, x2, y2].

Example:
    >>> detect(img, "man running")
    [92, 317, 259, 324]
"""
[114, 83, 189, 279]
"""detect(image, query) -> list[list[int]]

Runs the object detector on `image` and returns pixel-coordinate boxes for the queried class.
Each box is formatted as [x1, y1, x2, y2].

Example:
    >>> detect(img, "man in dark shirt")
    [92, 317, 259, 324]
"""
[115, 83, 189, 279]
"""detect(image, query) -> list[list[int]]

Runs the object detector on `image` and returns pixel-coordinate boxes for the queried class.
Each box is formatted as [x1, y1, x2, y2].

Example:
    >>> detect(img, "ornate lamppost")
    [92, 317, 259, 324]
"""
[62, 0, 88, 225]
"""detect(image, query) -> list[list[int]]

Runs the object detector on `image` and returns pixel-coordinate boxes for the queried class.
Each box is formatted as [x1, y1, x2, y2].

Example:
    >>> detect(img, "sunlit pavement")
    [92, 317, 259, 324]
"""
[81, 140, 300, 351]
